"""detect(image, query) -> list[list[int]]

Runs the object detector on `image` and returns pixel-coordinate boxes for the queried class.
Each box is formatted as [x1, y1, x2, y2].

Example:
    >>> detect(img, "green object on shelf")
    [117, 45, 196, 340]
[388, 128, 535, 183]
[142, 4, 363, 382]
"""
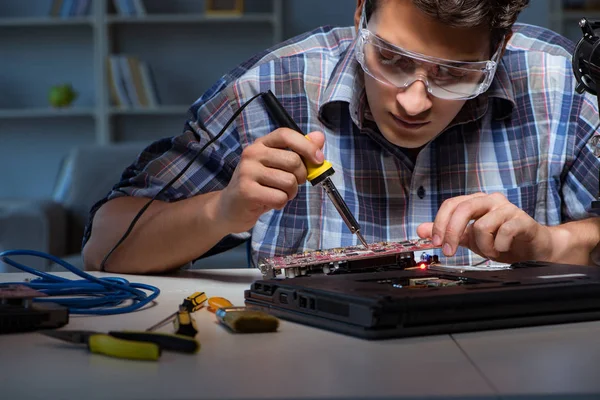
[49, 84, 78, 108]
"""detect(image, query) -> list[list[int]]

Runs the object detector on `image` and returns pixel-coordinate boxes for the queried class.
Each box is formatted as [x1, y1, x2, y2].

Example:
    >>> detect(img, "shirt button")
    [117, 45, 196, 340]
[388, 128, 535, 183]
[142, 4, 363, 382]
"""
[417, 186, 426, 199]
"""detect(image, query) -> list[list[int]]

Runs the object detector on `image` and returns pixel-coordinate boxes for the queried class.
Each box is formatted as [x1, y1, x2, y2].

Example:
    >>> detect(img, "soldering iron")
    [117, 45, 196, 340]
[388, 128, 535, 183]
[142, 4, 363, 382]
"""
[261, 90, 369, 249]
[99, 89, 369, 270]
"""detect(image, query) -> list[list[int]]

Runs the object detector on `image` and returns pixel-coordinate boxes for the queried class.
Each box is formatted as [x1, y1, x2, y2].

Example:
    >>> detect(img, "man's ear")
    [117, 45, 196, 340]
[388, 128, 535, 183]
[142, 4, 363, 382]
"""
[499, 30, 513, 59]
[354, 0, 366, 34]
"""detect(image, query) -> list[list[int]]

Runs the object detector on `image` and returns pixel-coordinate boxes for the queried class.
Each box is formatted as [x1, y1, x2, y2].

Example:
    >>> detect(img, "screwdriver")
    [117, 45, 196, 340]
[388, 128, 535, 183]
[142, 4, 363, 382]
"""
[261, 90, 369, 249]
[173, 309, 198, 338]
[146, 291, 207, 332]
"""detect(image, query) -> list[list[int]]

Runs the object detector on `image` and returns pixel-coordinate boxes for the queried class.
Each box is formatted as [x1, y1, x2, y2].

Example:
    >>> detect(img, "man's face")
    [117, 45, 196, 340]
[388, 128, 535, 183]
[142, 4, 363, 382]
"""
[354, 0, 493, 149]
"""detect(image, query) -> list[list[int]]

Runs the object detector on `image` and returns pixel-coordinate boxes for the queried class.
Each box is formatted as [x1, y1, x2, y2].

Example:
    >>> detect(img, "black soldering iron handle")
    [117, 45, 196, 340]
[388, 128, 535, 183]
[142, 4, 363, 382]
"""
[261, 90, 303, 133]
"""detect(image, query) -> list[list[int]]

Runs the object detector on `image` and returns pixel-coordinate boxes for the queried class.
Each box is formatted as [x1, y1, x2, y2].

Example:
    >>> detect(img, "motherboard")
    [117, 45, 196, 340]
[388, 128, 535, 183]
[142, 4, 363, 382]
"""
[258, 238, 438, 279]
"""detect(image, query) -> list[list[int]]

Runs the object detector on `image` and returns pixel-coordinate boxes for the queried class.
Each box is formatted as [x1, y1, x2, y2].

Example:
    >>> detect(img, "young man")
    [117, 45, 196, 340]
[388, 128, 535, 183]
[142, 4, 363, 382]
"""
[82, 0, 600, 274]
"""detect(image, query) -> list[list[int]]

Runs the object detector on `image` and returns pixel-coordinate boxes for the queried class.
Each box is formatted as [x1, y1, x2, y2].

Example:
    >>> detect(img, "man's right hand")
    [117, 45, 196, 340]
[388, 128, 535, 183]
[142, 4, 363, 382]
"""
[216, 128, 325, 234]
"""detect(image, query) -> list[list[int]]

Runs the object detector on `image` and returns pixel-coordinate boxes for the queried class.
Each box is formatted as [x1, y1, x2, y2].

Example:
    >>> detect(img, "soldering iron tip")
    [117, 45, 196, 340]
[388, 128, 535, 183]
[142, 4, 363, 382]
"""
[356, 232, 369, 249]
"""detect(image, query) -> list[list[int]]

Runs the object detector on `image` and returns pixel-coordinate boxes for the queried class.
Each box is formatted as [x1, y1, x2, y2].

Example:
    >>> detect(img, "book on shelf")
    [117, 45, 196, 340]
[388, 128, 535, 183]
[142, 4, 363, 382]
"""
[107, 54, 160, 108]
[49, 0, 91, 17]
[113, 0, 147, 16]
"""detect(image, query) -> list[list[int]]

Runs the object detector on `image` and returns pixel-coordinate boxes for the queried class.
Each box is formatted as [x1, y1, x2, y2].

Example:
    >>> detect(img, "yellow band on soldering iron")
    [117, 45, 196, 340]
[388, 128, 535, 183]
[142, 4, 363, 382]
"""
[304, 136, 333, 183]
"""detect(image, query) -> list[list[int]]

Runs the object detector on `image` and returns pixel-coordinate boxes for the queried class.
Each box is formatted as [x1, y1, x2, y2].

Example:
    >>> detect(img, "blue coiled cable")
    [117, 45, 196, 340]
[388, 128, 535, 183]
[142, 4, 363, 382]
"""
[0, 250, 160, 315]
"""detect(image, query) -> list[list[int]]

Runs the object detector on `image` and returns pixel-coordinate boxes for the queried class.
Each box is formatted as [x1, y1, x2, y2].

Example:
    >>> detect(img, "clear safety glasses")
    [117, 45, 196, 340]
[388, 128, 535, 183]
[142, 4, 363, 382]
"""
[355, 5, 504, 100]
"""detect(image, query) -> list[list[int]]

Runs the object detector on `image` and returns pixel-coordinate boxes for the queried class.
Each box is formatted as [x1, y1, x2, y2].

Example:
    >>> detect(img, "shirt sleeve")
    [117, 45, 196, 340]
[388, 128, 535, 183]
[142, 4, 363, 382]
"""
[561, 90, 600, 221]
[81, 77, 252, 259]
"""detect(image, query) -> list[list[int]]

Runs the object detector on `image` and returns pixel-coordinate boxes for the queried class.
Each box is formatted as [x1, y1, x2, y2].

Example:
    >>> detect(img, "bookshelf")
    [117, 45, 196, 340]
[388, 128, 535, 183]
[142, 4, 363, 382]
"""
[0, 0, 283, 145]
[0, 16, 94, 27]
[0, 0, 283, 198]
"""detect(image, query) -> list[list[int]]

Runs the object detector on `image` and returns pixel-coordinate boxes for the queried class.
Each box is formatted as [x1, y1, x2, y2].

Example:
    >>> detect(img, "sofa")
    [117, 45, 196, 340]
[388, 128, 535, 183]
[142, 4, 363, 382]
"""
[0, 142, 249, 273]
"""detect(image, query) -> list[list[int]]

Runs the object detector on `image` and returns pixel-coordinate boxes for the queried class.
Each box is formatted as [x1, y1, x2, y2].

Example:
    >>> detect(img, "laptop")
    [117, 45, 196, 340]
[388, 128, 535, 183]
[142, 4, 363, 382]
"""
[244, 260, 600, 339]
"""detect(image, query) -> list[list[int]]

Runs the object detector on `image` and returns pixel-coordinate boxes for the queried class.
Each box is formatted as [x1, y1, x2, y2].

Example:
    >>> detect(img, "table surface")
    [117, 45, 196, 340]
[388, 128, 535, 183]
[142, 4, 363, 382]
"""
[2, 268, 600, 400]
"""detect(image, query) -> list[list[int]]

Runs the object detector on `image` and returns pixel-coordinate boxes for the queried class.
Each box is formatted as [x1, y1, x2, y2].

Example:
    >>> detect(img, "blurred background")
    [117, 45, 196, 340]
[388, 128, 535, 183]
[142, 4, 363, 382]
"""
[0, 0, 596, 271]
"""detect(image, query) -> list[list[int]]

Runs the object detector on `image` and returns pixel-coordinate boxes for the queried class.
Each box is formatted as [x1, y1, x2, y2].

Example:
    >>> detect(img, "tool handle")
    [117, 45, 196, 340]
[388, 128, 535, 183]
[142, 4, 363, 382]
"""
[88, 334, 161, 361]
[216, 307, 279, 333]
[262, 90, 333, 184]
[146, 292, 207, 332]
[173, 310, 198, 338]
[207, 296, 233, 312]
[181, 291, 208, 313]
[261, 90, 303, 132]
[109, 331, 200, 354]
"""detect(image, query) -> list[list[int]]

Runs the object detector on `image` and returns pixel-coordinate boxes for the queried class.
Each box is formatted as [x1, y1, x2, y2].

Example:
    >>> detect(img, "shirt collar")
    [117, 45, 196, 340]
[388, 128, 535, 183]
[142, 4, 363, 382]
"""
[447, 58, 515, 128]
[319, 35, 366, 129]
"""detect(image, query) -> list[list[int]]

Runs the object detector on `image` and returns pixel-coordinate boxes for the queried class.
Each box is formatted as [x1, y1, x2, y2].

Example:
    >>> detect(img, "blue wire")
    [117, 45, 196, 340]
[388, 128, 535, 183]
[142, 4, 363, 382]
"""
[0, 250, 160, 315]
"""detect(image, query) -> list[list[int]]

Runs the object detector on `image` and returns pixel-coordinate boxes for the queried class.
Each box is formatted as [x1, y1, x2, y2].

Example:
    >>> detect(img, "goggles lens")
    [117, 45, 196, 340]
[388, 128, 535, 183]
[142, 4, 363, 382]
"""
[355, 6, 503, 100]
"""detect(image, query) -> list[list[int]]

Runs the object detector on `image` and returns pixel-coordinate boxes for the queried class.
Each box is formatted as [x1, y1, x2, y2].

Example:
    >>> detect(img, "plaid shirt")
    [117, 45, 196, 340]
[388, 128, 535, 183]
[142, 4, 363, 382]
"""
[84, 23, 600, 268]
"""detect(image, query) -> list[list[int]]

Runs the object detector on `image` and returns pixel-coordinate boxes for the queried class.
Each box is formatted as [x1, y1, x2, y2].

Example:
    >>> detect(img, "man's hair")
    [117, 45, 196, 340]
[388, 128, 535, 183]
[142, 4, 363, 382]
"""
[365, 0, 530, 49]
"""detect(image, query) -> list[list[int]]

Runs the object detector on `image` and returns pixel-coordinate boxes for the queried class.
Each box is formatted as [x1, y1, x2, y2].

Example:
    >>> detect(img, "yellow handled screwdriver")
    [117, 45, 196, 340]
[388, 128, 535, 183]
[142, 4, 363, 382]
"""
[172, 309, 199, 338]
[146, 291, 207, 332]
[261, 90, 369, 249]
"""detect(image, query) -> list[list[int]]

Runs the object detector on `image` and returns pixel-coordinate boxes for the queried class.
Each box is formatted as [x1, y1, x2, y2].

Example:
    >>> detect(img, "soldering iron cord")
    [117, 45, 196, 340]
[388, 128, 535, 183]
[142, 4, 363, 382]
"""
[0, 92, 267, 315]
[100, 91, 266, 271]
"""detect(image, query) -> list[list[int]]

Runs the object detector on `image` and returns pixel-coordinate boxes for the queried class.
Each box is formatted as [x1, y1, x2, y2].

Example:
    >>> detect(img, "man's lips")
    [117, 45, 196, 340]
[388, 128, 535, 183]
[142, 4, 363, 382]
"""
[391, 113, 430, 128]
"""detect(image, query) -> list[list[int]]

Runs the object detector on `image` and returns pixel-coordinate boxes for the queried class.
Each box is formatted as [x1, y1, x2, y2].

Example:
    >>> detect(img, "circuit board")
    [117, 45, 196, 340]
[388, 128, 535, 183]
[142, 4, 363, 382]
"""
[258, 238, 438, 279]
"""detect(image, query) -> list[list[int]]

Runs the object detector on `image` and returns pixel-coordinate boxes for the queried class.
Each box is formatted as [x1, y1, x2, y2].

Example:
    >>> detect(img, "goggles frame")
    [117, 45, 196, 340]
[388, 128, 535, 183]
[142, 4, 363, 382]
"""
[355, 3, 504, 100]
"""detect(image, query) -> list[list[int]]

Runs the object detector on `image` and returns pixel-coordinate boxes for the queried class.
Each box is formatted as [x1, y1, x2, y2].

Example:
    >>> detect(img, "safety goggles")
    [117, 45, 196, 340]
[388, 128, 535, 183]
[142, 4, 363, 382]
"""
[355, 5, 504, 100]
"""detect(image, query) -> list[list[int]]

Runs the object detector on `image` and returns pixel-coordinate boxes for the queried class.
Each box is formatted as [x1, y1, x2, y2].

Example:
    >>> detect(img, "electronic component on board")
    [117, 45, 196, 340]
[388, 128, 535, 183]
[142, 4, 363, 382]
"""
[258, 238, 438, 279]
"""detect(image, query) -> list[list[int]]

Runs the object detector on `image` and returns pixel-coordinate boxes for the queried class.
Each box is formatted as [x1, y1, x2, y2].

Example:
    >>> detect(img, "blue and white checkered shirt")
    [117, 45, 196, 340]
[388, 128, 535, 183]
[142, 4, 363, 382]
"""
[83, 23, 600, 268]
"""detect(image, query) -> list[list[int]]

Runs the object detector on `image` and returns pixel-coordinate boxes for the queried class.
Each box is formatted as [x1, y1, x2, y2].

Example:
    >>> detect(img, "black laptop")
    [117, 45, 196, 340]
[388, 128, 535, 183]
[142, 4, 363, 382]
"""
[244, 261, 600, 339]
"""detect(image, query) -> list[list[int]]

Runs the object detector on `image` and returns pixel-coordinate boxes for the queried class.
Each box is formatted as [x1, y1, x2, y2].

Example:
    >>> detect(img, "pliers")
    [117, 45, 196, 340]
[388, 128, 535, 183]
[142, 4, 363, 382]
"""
[41, 329, 200, 361]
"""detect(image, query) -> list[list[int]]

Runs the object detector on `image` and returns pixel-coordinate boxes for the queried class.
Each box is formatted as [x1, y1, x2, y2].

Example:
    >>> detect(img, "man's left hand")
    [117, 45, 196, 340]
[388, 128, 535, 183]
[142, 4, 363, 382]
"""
[416, 192, 553, 263]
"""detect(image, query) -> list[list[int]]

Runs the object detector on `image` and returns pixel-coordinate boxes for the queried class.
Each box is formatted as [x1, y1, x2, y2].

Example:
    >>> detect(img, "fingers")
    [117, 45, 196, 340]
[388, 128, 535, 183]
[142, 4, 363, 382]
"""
[430, 193, 488, 247]
[468, 205, 518, 259]
[416, 222, 434, 240]
[493, 213, 539, 253]
[433, 193, 507, 256]
[258, 147, 308, 185]
[306, 131, 325, 150]
[236, 155, 301, 206]
[239, 179, 290, 211]
[419, 192, 546, 262]
[258, 128, 325, 165]
[256, 168, 300, 202]
[224, 128, 326, 230]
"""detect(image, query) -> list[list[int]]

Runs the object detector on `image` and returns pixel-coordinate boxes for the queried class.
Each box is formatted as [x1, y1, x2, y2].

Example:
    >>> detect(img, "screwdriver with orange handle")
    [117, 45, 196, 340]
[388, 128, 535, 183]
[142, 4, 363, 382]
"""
[261, 90, 369, 249]
[207, 296, 233, 312]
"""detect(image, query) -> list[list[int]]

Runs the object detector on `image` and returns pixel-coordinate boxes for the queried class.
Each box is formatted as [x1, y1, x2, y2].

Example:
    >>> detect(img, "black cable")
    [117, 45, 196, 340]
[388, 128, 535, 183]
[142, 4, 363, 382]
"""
[100, 92, 266, 271]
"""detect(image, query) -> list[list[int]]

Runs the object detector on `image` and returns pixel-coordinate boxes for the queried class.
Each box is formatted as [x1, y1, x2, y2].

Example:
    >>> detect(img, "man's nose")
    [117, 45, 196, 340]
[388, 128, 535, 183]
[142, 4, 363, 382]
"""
[395, 78, 433, 116]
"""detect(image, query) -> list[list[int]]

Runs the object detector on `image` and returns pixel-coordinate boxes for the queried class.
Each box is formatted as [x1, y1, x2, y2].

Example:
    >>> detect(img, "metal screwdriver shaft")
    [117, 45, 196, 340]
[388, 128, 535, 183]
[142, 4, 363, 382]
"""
[146, 292, 207, 332]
